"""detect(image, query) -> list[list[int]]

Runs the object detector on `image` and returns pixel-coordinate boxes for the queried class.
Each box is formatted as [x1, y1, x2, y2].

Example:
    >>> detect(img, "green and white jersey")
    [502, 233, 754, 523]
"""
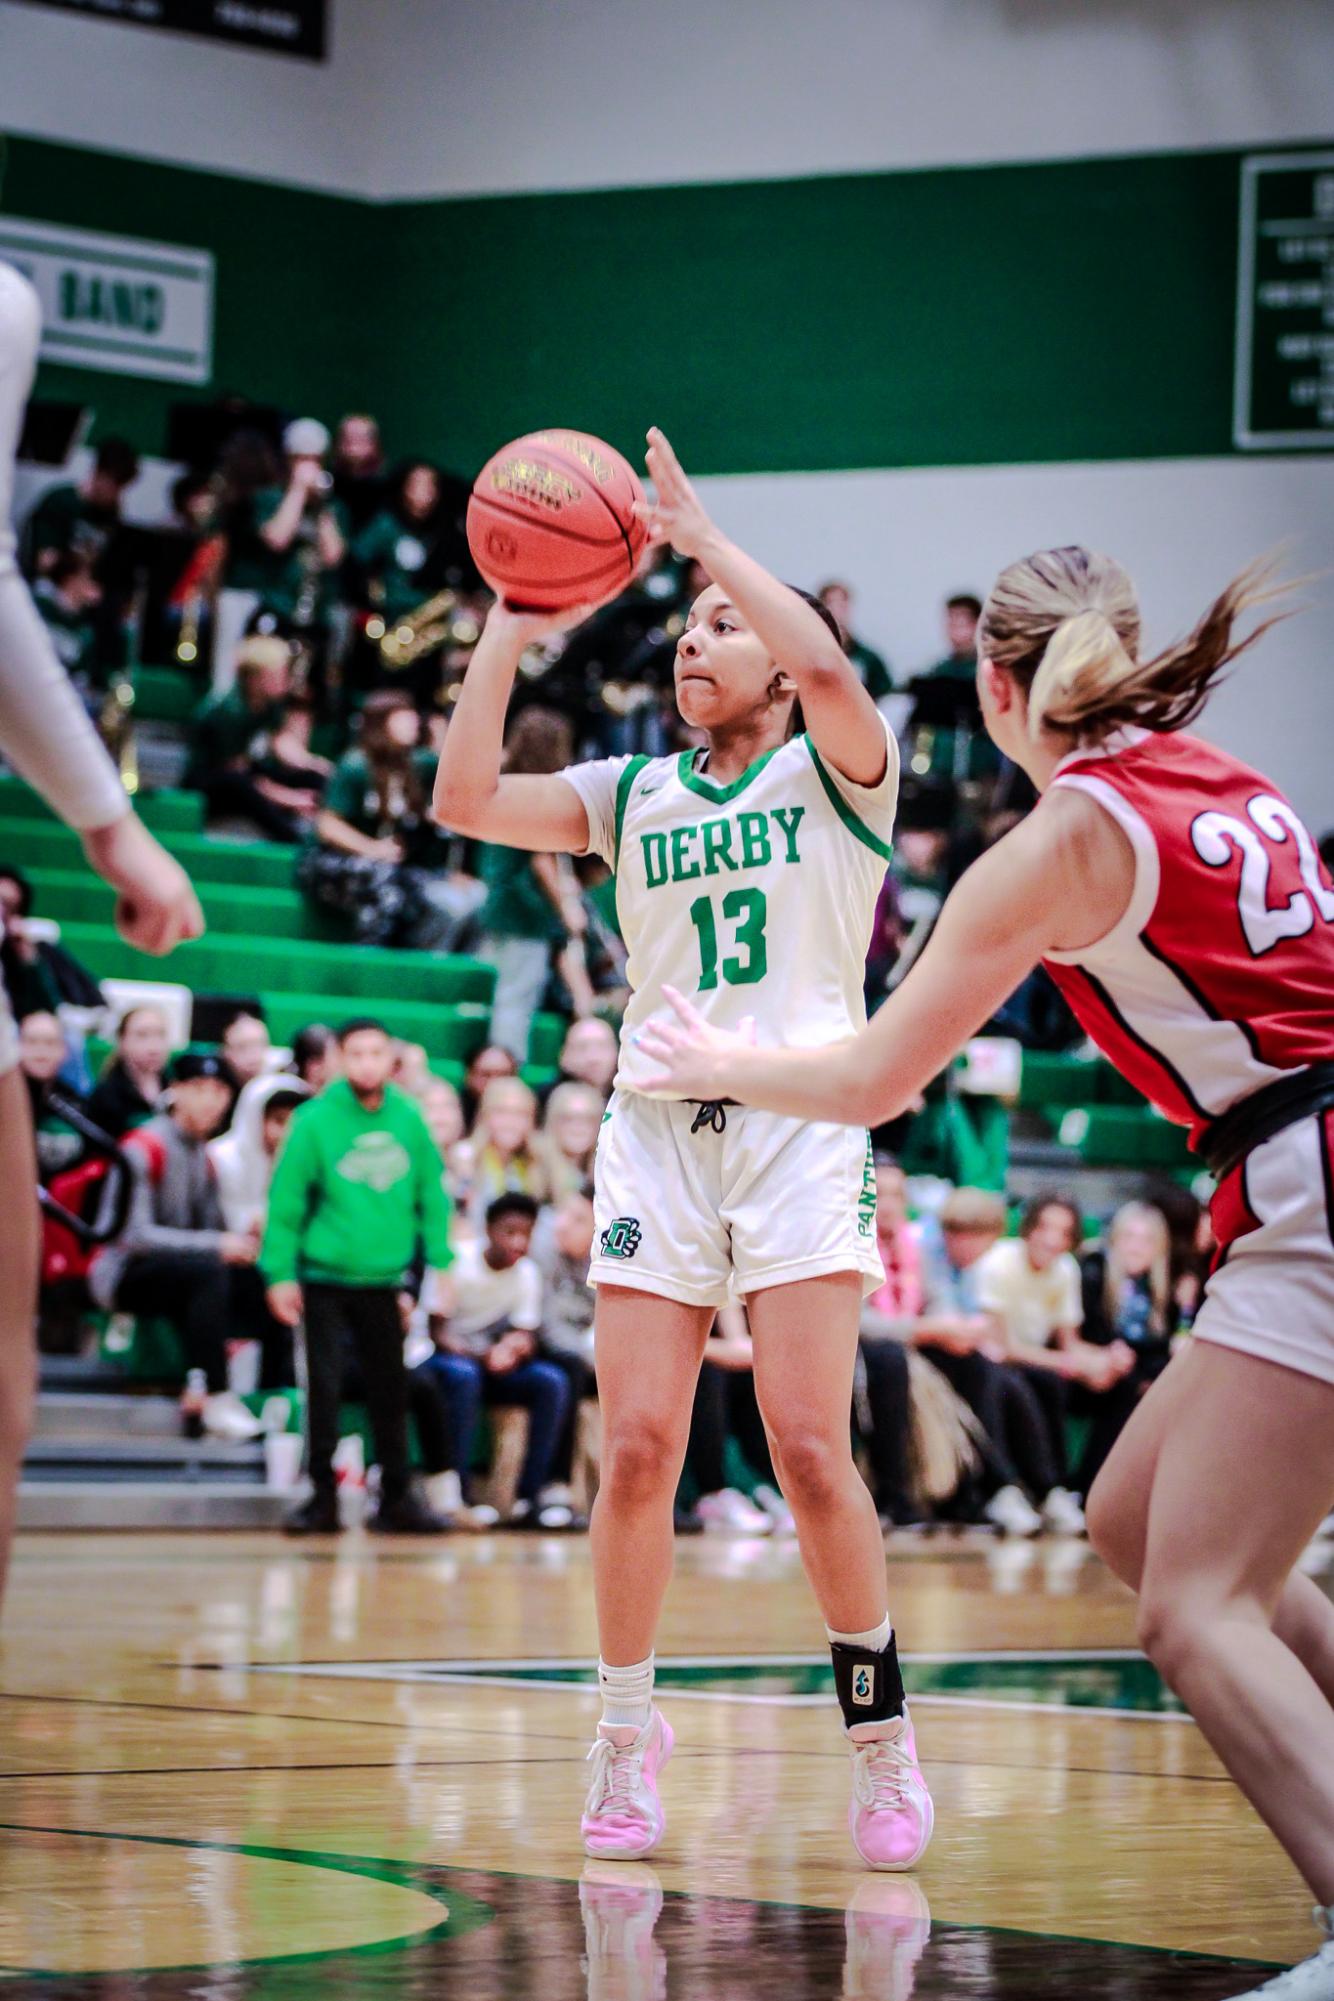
[560, 718, 899, 1098]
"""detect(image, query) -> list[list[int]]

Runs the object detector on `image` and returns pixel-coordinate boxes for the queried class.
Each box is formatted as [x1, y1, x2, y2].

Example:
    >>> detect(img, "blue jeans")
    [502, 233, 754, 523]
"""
[425, 1351, 572, 1503]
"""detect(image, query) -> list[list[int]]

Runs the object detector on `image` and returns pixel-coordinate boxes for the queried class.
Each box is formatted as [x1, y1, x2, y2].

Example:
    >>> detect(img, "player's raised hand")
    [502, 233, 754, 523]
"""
[634, 985, 756, 1097]
[484, 596, 607, 652]
[634, 428, 718, 560]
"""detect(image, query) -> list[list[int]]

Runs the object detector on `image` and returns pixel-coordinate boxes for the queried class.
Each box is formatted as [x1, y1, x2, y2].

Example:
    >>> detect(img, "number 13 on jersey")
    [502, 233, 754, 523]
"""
[690, 888, 768, 989]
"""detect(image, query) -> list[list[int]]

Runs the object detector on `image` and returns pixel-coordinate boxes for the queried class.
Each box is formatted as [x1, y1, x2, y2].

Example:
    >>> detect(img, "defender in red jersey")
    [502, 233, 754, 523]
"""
[640, 545, 1334, 1999]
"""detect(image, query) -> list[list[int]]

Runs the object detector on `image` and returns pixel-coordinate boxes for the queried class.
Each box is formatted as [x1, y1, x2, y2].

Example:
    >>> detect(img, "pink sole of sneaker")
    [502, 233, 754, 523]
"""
[582, 1718, 675, 1860]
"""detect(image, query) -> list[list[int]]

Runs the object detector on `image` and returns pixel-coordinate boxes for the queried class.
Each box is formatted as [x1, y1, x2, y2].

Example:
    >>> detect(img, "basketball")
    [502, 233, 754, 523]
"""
[466, 428, 647, 611]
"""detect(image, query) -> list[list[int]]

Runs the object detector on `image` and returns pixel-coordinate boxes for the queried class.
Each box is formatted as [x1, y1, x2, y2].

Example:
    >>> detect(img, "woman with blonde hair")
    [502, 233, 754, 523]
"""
[1075, 1200, 1174, 1496]
[536, 1080, 604, 1202]
[643, 544, 1334, 1996]
[469, 1074, 549, 1207]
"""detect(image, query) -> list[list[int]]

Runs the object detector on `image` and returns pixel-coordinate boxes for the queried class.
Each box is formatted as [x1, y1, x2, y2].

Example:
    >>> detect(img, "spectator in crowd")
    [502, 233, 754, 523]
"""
[88, 1052, 286, 1439]
[289, 1022, 340, 1092]
[86, 1005, 170, 1139]
[219, 1007, 274, 1091]
[0, 865, 104, 1035]
[535, 1081, 604, 1201]
[915, 1186, 1052, 1536]
[686, 1310, 788, 1534]
[354, 460, 467, 620]
[469, 1075, 549, 1206]
[208, 1073, 310, 1236]
[22, 436, 140, 580]
[529, 1182, 597, 1521]
[207, 428, 285, 689]
[390, 1039, 432, 1099]
[974, 1195, 1136, 1530]
[460, 1041, 520, 1128]
[31, 551, 101, 683]
[297, 689, 483, 950]
[19, 1010, 84, 1180]
[539, 1016, 619, 1109]
[423, 1191, 572, 1530]
[1145, 1182, 1211, 1332]
[924, 594, 983, 680]
[331, 413, 388, 537]
[262, 1017, 452, 1536]
[420, 1076, 471, 1208]
[856, 1161, 928, 1530]
[252, 418, 348, 679]
[1076, 1201, 1174, 1493]
[475, 707, 587, 1060]
[817, 579, 893, 702]
[186, 637, 323, 842]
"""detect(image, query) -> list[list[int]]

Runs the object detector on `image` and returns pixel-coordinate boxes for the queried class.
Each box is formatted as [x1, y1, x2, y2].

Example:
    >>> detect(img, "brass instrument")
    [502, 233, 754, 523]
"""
[98, 674, 138, 795]
[374, 590, 480, 670]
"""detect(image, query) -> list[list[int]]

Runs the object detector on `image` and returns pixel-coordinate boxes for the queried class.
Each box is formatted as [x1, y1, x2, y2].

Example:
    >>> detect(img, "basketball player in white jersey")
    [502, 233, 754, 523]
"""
[435, 429, 933, 1870]
[641, 544, 1334, 1998]
[0, 261, 203, 1604]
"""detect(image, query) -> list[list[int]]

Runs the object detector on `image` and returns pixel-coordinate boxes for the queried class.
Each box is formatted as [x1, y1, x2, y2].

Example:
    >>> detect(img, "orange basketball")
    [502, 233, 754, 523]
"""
[467, 428, 647, 611]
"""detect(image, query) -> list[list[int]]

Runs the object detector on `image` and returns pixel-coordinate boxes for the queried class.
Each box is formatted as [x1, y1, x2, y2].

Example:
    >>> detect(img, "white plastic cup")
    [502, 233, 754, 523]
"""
[264, 1432, 304, 1491]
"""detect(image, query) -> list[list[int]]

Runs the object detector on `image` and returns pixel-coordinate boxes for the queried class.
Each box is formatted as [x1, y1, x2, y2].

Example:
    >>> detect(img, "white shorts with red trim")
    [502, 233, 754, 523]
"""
[1197, 1111, 1334, 1387]
[588, 1090, 885, 1309]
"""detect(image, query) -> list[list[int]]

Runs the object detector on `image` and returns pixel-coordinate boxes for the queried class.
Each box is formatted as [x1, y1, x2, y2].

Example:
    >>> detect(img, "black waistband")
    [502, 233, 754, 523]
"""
[1197, 1061, 1334, 1183]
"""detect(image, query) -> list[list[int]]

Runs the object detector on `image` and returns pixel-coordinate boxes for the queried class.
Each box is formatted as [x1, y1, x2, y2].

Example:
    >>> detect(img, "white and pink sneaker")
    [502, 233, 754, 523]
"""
[582, 1710, 674, 1859]
[847, 1709, 934, 1870]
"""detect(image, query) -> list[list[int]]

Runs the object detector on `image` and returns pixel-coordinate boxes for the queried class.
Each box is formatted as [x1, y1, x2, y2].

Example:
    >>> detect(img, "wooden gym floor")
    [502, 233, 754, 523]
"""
[0, 1528, 1324, 1997]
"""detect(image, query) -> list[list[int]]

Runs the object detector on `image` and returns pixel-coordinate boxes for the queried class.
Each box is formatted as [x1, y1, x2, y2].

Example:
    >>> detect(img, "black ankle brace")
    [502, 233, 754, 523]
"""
[830, 1634, 905, 1729]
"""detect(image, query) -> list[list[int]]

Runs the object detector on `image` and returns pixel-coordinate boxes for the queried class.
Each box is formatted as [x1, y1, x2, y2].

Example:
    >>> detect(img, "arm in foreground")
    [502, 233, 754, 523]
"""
[636, 788, 1134, 1126]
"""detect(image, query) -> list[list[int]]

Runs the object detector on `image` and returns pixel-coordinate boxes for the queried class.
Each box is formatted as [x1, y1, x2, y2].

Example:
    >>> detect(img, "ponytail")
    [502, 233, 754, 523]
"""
[981, 548, 1291, 745]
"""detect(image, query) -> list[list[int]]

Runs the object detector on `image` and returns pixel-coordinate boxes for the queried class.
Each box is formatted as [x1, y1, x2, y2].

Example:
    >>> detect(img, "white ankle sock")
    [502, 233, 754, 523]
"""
[598, 1653, 655, 1730]
[826, 1614, 893, 1652]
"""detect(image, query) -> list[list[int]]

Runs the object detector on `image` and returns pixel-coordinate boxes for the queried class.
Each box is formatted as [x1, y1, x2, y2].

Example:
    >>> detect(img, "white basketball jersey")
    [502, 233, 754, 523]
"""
[561, 719, 898, 1096]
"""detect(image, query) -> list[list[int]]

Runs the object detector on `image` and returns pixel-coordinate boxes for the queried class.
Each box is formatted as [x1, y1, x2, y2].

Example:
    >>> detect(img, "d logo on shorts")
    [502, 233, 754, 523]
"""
[600, 1216, 642, 1260]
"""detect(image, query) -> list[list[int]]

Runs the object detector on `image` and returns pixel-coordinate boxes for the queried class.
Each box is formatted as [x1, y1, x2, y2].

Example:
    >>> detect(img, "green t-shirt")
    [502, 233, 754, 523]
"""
[260, 1079, 454, 1287]
[849, 638, 893, 703]
[31, 580, 97, 681]
[187, 689, 286, 789]
[223, 486, 348, 623]
[478, 843, 566, 945]
[22, 484, 119, 573]
[319, 748, 439, 841]
[353, 510, 434, 623]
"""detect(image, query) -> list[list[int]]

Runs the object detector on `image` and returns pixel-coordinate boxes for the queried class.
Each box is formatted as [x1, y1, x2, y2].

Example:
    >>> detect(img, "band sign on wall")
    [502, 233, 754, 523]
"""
[10, 0, 326, 60]
[1234, 149, 1334, 450]
[0, 218, 214, 384]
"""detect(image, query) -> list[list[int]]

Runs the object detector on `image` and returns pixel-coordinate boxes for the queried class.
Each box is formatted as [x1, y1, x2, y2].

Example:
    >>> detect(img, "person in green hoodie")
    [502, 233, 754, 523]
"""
[262, 1016, 454, 1535]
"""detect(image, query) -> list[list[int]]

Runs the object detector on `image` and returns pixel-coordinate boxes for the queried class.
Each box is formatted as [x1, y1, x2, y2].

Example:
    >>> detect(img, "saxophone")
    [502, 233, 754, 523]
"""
[375, 590, 476, 670]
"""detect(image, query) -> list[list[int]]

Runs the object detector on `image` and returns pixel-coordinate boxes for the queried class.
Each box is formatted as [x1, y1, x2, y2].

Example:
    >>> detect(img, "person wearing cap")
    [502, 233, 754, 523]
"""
[89, 1051, 293, 1440]
[254, 419, 347, 658]
[185, 636, 324, 841]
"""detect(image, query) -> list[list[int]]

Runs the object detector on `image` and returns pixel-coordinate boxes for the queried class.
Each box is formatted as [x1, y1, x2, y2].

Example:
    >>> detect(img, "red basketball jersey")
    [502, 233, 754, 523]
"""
[1041, 728, 1334, 1146]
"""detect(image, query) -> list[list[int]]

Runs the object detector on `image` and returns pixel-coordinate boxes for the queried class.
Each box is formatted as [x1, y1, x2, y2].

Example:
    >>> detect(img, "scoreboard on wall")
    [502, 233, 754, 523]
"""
[9, 0, 326, 60]
[1234, 149, 1334, 451]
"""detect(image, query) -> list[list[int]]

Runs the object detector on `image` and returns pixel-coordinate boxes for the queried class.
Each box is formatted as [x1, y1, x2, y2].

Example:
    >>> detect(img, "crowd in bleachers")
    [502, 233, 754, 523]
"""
[4, 399, 1299, 1541]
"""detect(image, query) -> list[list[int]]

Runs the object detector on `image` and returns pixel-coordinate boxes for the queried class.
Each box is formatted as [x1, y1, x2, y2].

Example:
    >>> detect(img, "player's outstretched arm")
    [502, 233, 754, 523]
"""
[637, 789, 1134, 1125]
[636, 426, 886, 785]
[431, 598, 604, 852]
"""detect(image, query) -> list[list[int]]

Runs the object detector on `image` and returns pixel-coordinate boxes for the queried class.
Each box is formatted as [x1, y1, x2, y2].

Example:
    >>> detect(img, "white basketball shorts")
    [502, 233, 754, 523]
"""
[588, 1091, 885, 1308]
[1197, 1110, 1334, 1387]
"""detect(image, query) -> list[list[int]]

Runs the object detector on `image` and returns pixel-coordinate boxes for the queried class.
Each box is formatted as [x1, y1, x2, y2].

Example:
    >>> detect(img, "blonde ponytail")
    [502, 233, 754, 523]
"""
[1026, 607, 1135, 741]
[980, 547, 1290, 745]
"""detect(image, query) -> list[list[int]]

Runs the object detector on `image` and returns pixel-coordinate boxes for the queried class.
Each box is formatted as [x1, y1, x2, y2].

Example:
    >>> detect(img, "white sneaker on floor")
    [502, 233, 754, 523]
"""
[1041, 1486, 1087, 1536]
[1224, 1913, 1334, 1997]
[695, 1488, 773, 1535]
[751, 1483, 797, 1534]
[424, 1471, 498, 1531]
[200, 1391, 263, 1442]
[983, 1483, 1043, 1537]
